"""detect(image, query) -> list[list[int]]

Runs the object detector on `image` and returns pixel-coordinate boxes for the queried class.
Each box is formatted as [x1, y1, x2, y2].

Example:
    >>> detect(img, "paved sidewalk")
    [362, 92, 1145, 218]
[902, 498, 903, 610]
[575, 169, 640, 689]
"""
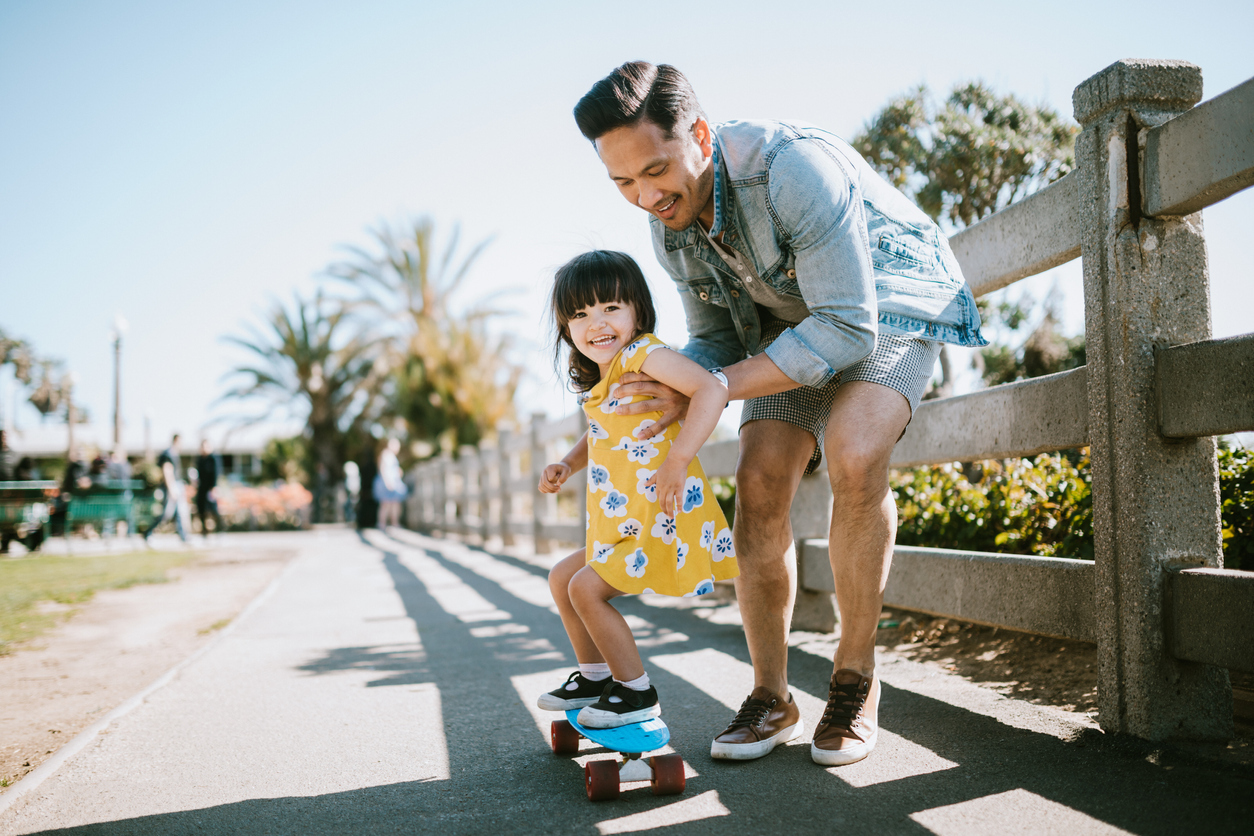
[1, 528, 1250, 835]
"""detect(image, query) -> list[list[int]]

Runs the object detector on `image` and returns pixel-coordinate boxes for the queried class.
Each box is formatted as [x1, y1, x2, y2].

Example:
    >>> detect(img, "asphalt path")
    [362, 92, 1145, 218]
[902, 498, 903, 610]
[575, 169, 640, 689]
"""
[1, 528, 1250, 835]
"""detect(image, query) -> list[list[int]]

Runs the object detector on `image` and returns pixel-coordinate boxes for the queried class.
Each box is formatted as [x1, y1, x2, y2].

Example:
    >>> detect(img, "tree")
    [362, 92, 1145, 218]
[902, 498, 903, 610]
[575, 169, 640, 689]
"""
[854, 83, 1081, 391]
[219, 291, 384, 486]
[327, 218, 522, 451]
[1, 328, 70, 421]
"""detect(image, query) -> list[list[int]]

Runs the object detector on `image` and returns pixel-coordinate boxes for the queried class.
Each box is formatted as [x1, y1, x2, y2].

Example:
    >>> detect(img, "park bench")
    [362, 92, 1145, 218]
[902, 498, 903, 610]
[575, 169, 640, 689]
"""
[0, 480, 57, 553]
[62, 480, 152, 547]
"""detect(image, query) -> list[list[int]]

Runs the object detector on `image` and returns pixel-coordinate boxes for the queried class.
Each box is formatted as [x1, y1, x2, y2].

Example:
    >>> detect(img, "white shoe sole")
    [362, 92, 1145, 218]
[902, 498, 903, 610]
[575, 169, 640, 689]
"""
[536, 693, 599, 711]
[710, 719, 805, 760]
[576, 703, 661, 729]
[811, 728, 877, 766]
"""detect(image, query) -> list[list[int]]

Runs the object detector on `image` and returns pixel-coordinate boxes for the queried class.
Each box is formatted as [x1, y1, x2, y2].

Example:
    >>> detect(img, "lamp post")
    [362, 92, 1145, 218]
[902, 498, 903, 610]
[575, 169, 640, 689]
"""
[111, 315, 128, 451]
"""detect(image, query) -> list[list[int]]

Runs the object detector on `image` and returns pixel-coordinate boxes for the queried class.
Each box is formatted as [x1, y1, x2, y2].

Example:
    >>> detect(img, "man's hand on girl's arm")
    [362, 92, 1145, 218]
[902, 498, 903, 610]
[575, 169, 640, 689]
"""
[616, 353, 801, 439]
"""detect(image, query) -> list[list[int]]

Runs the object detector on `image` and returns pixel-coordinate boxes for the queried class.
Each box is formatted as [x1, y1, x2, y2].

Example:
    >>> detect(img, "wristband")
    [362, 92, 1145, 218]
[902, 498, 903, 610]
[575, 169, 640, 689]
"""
[708, 368, 730, 408]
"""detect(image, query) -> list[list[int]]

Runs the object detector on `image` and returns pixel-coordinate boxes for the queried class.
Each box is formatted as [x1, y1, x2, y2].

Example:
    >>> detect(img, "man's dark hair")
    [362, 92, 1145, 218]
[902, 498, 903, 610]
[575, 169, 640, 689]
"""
[574, 61, 706, 142]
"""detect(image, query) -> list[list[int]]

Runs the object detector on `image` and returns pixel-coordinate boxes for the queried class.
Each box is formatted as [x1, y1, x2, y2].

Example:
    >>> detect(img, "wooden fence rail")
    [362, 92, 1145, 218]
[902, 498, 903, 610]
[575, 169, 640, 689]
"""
[409, 59, 1254, 742]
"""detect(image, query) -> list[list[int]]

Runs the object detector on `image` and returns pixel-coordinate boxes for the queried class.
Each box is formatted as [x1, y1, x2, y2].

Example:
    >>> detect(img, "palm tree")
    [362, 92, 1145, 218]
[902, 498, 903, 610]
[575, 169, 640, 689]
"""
[219, 291, 385, 482]
[327, 218, 521, 450]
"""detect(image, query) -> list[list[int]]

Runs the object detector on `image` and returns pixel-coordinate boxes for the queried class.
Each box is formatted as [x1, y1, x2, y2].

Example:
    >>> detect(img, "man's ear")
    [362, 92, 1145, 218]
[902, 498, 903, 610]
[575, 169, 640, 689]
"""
[692, 118, 713, 159]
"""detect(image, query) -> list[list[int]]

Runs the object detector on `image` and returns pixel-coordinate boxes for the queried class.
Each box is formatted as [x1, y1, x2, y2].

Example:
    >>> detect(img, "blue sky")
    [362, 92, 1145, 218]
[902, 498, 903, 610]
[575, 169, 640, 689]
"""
[1, 0, 1251, 447]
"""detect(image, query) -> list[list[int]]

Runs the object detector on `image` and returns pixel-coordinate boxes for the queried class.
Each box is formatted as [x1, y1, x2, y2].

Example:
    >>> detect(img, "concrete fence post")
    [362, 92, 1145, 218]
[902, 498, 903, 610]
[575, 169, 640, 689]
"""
[459, 445, 476, 540]
[408, 464, 424, 530]
[531, 412, 554, 553]
[498, 427, 516, 546]
[1073, 59, 1231, 739]
[437, 451, 453, 535]
[477, 445, 491, 544]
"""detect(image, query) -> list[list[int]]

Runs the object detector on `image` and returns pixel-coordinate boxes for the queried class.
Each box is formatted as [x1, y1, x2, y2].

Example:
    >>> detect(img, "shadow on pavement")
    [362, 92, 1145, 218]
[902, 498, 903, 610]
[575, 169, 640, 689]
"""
[21, 533, 1254, 835]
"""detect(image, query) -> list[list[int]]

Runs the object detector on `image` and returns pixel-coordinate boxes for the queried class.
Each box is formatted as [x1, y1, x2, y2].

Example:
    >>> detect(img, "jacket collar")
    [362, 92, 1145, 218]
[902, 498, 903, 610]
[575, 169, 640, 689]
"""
[662, 133, 739, 253]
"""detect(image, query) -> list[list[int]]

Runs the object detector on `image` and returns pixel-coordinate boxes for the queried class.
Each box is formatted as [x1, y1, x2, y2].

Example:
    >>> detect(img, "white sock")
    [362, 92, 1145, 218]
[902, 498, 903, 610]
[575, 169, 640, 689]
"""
[618, 672, 650, 692]
[578, 663, 611, 682]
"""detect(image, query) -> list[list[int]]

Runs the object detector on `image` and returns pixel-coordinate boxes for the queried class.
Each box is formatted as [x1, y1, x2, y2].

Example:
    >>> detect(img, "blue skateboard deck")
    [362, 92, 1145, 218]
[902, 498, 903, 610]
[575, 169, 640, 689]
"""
[564, 709, 669, 754]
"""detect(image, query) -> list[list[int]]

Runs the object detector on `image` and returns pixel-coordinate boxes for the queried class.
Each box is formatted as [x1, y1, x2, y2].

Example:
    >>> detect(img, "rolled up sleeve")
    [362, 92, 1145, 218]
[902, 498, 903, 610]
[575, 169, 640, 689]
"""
[763, 140, 877, 387]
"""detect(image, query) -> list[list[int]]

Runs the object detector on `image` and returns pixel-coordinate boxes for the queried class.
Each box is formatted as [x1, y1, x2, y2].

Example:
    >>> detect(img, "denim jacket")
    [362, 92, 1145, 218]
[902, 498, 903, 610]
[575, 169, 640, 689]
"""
[653, 120, 987, 387]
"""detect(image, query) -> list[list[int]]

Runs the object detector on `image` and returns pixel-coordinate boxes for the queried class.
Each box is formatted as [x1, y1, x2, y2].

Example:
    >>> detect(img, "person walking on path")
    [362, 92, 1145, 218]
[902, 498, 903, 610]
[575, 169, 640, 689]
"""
[143, 433, 189, 543]
[373, 438, 407, 529]
[536, 250, 737, 729]
[573, 62, 986, 765]
[194, 439, 223, 539]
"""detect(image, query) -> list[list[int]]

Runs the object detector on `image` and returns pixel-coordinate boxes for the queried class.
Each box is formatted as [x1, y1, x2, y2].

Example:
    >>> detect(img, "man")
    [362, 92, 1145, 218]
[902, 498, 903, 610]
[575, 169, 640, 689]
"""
[142, 433, 189, 543]
[194, 439, 223, 539]
[573, 63, 985, 766]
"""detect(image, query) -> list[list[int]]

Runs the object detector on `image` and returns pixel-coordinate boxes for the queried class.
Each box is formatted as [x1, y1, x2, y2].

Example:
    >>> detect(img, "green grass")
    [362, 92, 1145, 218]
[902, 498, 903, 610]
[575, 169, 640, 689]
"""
[0, 551, 192, 654]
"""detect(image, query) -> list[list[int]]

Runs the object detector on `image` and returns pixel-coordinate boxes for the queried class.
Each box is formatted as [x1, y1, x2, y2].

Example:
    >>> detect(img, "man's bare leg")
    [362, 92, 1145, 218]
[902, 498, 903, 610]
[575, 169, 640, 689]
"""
[733, 419, 814, 695]
[709, 419, 814, 759]
[823, 381, 911, 676]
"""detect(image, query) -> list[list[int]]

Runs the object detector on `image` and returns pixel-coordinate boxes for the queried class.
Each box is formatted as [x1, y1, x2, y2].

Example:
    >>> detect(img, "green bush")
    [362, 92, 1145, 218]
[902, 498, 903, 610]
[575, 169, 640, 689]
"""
[894, 443, 1254, 567]
[893, 452, 1093, 559]
[1219, 444, 1254, 571]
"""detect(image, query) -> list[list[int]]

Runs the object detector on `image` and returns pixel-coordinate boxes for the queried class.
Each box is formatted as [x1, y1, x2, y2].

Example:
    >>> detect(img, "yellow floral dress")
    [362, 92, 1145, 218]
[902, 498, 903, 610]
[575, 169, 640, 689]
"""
[581, 333, 739, 597]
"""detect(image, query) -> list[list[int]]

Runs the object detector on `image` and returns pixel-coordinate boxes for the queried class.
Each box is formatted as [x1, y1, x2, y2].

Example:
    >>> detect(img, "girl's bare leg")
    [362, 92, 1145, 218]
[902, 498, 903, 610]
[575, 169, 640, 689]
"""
[549, 550, 604, 665]
[568, 565, 643, 682]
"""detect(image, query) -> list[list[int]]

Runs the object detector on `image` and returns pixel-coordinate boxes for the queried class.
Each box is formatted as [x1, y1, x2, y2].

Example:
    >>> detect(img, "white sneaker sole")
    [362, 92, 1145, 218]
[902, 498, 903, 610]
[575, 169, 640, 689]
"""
[710, 719, 805, 760]
[576, 703, 661, 729]
[810, 728, 877, 766]
[536, 693, 599, 711]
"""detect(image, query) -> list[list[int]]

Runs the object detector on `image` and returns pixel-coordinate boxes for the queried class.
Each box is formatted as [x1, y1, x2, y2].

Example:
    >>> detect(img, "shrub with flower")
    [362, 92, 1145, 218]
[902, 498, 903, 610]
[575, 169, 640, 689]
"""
[216, 482, 313, 531]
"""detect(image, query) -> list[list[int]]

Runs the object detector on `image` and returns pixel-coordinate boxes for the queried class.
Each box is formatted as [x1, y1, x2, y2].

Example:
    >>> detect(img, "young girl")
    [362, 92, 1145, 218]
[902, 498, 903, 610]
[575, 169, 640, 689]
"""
[537, 250, 738, 729]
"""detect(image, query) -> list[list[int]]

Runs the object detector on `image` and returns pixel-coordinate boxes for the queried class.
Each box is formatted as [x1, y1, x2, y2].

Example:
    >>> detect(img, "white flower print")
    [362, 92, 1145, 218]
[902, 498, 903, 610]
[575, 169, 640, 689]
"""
[625, 548, 649, 578]
[598, 383, 633, 414]
[618, 518, 642, 538]
[700, 520, 715, 551]
[712, 527, 735, 561]
[642, 587, 655, 595]
[631, 419, 656, 439]
[675, 536, 689, 570]
[587, 464, 611, 493]
[651, 512, 677, 544]
[681, 476, 705, 514]
[587, 419, 609, 441]
[645, 342, 666, 355]
[683, 578, 716, 597]
[599, 490, 629, 518]
[613, 436, 660, 464]
[635, 468, 657, 502]
[621, 337, 649, 364]
[591, 541, 614, 563]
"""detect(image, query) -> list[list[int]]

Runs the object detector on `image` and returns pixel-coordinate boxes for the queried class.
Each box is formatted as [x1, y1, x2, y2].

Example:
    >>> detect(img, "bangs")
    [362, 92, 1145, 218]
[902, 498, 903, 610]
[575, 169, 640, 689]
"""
[552, 250, 655, 332]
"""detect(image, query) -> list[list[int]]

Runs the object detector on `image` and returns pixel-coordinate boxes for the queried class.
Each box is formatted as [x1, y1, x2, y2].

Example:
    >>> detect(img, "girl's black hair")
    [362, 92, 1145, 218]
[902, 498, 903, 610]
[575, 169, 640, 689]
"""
[550, 250, 657, 392]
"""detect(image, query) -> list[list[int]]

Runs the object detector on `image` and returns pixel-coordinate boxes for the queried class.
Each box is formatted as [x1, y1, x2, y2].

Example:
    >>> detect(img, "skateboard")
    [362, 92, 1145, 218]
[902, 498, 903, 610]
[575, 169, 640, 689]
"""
[550, 709, 686, 801]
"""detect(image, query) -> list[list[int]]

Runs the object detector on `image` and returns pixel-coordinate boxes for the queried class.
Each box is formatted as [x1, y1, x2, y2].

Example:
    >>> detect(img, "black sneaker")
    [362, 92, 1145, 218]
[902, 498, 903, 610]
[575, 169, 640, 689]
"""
[537, 671, 609, 711]
[576, 682, 661, 729]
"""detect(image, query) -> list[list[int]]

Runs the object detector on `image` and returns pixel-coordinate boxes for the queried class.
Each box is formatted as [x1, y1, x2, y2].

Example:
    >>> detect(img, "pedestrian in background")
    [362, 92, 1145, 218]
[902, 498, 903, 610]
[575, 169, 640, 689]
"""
[143, 433, 189, 543]
[373, 438, 407, 529]
[195, 438, 223, 539]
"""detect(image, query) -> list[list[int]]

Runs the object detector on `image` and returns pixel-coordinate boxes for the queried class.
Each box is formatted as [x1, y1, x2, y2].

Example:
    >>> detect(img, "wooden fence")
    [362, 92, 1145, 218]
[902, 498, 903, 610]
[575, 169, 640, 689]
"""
[409, 60, 1254, 741]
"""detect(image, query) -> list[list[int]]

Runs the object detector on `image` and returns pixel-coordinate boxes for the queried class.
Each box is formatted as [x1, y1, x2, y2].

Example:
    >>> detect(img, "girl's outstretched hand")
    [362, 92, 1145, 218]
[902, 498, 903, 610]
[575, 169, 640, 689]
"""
[539, 462, 571, 494]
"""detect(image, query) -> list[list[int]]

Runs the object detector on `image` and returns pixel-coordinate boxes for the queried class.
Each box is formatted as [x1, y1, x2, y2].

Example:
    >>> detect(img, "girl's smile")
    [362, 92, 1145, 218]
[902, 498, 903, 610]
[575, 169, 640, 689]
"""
[568, 299, 639, 375]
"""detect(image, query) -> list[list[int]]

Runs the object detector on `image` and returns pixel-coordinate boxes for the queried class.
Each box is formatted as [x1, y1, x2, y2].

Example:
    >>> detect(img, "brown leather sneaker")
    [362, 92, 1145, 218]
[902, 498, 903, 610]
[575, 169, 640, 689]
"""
[811, 669, 879, 766]
[710, 686, 804, 760]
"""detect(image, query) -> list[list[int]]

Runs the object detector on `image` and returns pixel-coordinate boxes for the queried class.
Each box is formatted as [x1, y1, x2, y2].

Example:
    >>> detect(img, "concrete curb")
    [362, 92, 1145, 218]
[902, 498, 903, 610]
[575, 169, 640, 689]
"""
[0, 553, 301, 819]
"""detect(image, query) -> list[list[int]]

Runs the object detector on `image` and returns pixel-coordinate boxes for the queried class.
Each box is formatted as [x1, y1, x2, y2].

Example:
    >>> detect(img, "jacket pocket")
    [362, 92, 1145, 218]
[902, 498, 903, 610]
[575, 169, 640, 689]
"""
[688, 279, 729, 308]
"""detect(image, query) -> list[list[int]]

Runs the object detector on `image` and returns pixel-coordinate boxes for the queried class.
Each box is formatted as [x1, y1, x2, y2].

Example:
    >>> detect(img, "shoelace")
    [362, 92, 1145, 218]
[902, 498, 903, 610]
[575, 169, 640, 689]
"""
[820, 678, 868, 732]
[724, 696, 775, 731]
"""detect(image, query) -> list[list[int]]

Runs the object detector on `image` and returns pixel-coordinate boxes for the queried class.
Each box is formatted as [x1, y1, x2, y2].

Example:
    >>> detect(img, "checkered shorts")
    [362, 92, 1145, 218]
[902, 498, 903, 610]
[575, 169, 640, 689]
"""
[740, 318, 942, 474]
